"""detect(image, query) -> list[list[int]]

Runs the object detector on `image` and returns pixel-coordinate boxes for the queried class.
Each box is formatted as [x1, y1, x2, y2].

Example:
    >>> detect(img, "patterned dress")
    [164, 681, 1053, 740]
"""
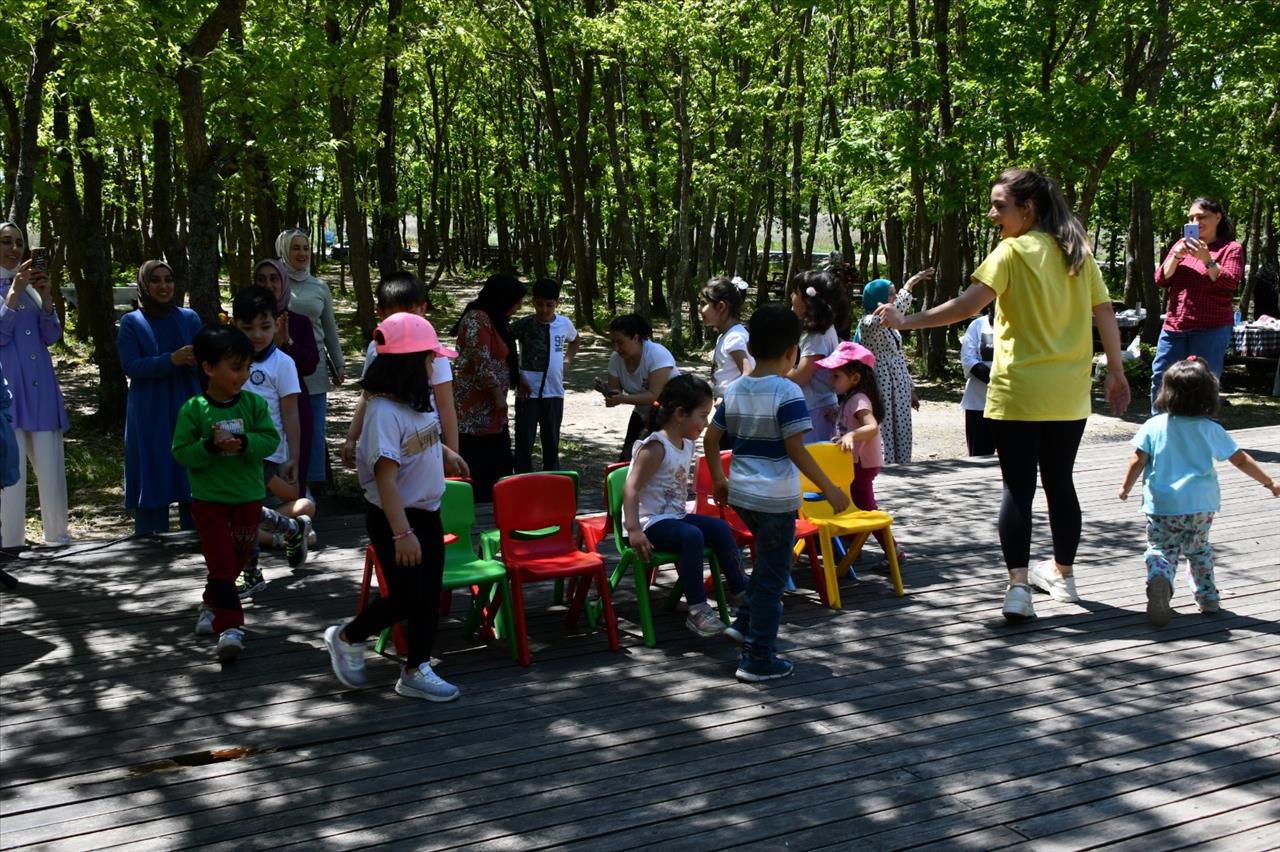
[858, 288, 915, 465]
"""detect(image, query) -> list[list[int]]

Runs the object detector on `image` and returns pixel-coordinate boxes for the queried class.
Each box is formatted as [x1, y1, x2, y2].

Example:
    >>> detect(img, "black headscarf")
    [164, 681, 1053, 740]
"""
[452, 273, 527, 384]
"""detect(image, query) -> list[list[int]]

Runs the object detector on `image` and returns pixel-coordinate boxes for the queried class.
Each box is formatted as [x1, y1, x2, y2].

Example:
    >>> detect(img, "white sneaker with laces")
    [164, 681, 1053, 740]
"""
[324, 625, 368, 688]
[216, 628, 245, 662]
[395, 662, 460, 702]
[1002, 584, 1036, 621]
[1028, 559, 1079, 602]
[194, 605, 215, 636]
[686, 603, 727, 637]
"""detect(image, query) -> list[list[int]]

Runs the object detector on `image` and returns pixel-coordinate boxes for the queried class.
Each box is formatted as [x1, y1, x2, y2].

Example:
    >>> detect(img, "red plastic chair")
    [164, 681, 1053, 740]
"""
[493, 474, 620, 666]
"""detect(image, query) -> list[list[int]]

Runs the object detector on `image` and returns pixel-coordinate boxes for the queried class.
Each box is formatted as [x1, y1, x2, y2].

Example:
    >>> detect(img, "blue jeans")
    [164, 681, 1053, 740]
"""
[514, 396, 565, 473]
[134, 504, 195, 536]
[731, 506, 797, 656]
[643, 514, 746, 606]
[1150, 325, 1231, 412]
[308, 393, 328, 485]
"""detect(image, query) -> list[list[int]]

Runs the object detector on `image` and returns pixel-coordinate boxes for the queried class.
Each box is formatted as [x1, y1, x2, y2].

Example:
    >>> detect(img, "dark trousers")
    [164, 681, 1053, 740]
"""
[514, 396, 565, 473]
[964, 408, 996, 457]
[990, 419, 1087, 569]
[344, 503, 445, 668]
[618, 411, 647, 462]
[459, 429, 513, 503]
[191, 499, 261, 633]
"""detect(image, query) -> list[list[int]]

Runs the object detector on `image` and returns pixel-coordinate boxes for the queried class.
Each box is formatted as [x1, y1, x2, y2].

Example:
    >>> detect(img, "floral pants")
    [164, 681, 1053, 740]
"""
[1145, 512, 1217, 603]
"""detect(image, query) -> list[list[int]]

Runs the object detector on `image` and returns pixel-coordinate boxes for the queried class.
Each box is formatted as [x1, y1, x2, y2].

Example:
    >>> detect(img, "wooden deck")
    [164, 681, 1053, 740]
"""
[2, 425, 1278, 850]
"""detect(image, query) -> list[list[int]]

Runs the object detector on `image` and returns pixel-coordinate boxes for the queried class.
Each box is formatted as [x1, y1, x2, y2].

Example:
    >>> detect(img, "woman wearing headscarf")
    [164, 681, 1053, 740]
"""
[451, 274, 526, 502]
[117, 260, 204, 535]
[276, 229, 344, 493]
[0, 221, 70, 546]
[855, 268, 933, 465]
[253, 258, 320, 487]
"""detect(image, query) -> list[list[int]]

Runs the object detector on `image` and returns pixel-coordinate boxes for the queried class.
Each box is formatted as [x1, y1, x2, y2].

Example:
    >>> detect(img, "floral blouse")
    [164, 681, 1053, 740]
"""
[453, 309, 509, 435]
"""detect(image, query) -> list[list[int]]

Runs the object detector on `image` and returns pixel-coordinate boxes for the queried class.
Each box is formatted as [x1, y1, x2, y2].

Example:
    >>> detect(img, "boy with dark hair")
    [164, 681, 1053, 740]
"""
[173, 326, 279, 661]
[704, 304, 849, 682]
[511, 278, 579, 472]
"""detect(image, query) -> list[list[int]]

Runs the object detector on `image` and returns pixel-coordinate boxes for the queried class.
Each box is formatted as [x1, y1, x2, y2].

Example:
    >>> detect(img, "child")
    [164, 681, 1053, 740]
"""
[172, 326, 279, 662]
[857, 269, 933, 464]
[1119, 357, 1279, 626]
[622, 374, 748, 637]
[699, 275, 754, 399]
[511, 278, 579, 472]
[341, 272, 459, 467]
[231, 286, 312, 597]
[705, 305, 850, 682]
[817, 341, 902, 564]
[787, 270, 848, 443]
[324, 312, 471, 701]
[959, 305, 995, 457]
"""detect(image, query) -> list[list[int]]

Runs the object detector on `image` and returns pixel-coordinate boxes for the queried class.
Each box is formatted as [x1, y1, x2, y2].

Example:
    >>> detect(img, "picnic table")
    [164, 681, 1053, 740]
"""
[1229, 322, 1280, 358]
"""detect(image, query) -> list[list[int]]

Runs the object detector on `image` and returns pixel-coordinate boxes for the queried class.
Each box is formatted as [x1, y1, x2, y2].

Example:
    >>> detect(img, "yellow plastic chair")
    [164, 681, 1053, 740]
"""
[797, 442, 903, 608]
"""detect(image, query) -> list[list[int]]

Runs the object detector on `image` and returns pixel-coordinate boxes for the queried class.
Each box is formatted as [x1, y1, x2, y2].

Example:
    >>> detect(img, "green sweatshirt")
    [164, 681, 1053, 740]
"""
[172, 392, 280, 504]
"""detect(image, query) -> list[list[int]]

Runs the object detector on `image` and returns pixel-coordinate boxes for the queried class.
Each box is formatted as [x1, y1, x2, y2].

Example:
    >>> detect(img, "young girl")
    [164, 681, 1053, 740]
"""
[1119, 357, 1279, 626]
[324, 313, 470, 701]
[787, 270, 848, 443]
[857, 269, 933, 465]
[622, 374, 748, 637]
[817, 341, 902, 564]
[699, 276, 754, 399]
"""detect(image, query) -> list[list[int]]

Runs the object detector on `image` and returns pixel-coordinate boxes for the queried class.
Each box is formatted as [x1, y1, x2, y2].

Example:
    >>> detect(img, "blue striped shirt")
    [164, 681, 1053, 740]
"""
[712, 374, 811, 512]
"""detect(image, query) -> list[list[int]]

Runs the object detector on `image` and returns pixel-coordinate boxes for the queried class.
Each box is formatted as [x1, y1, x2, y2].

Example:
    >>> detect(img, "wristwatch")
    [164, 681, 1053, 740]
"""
[1206, 259, 1219, 270]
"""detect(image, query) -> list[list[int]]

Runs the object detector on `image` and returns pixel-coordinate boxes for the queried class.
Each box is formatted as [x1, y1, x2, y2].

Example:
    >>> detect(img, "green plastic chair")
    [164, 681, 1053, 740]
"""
[594, 464, 731, 647]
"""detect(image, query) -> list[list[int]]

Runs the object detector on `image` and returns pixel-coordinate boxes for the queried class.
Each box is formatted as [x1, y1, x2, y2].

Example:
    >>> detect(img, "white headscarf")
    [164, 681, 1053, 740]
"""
[275, 228, 310, 282]
[0, 221, 24, 280]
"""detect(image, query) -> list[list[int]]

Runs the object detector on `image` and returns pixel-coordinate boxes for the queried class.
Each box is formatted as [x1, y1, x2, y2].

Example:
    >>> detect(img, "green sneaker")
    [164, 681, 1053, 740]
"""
[238, 563, 267, 599]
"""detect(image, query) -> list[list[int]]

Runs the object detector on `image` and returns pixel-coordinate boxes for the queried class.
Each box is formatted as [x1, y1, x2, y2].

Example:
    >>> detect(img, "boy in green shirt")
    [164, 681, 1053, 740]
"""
[172, 326, 279, 662]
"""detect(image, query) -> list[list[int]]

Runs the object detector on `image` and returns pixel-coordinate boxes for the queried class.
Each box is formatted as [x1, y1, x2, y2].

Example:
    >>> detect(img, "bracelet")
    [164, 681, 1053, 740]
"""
[392, 528, 416, 541]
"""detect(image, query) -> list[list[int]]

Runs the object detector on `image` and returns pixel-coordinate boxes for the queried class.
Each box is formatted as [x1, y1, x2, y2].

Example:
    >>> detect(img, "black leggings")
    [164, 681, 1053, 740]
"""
[989, 419, 1087, 570]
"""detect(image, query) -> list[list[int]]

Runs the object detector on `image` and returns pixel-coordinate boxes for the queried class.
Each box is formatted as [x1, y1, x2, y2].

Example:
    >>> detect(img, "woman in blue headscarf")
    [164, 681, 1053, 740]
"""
[856, 268, 933, 465]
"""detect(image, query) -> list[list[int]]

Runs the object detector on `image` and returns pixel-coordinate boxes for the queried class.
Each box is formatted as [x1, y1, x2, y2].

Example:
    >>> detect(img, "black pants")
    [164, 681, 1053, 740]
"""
[618, 410, 647, 462]
[990, 419, 1087, 569]
[344, 503, 445, 668]
[514, 396, 565, 473]
[964, 408, 996, 457]
[459, 429, 513, 503]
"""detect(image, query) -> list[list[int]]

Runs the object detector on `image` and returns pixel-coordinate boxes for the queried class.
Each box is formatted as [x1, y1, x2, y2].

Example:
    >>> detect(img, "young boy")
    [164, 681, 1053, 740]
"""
[511, 278, 579, 472]
[172, 326, 279, 661]
[704, 304, 849, 683]
[341, 272, 459, 467]
[232, 286, 313, 596]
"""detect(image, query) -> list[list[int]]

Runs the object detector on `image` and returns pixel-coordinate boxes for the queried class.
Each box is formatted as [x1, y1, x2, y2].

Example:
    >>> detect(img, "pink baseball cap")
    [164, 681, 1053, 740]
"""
[816, 340, 876, 370]
[373, 312, 458, 358]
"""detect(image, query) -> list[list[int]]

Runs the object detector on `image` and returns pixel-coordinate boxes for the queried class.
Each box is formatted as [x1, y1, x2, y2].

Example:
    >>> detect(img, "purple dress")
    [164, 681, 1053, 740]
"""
[0, 279, 67, 433]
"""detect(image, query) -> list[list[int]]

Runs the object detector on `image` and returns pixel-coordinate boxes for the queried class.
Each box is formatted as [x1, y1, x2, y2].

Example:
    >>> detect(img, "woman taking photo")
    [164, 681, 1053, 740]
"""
[1150, 197, 1243, 412]
[118, 260, 204, 535]
[604, 313, 680, 461]
[875, 168, 1130, 621]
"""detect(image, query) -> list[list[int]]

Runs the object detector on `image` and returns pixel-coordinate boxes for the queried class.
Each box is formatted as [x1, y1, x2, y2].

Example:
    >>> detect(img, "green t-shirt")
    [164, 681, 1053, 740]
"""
[172, 392, 280, 504]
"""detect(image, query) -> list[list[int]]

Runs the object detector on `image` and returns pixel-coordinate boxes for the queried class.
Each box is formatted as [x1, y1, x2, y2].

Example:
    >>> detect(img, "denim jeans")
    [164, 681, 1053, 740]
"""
[731, 506, 797, 657]
[1149, 325, 1232, 412]
[514, 396, 565, 473]
[643, 513, 746, 606]
[308, 392, 328, 485]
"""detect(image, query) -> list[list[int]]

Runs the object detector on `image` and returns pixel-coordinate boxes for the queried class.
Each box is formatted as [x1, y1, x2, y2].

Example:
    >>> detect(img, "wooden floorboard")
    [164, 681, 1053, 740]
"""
[2, 424, 1277, 850]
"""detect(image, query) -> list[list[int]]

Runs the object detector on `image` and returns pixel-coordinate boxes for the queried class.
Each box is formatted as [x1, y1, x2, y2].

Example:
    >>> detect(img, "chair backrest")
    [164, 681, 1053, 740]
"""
[798, 442, 854, 521]
[440, 479, 476, 555]
[493, 474, 578, 559]
[693, 449, 751, 529]
[600, 461, 629, 510]
[606, 464, 631, 545]
[498, 469, 580, 500]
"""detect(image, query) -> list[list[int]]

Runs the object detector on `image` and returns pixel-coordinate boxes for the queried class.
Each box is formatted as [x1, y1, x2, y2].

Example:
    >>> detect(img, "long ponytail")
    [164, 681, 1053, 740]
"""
[996, 168, 1092, 275]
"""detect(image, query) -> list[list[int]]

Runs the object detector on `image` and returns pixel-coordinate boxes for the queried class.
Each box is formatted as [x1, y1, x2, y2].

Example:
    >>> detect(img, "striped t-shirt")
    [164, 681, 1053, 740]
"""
[711, 374, 812, 513]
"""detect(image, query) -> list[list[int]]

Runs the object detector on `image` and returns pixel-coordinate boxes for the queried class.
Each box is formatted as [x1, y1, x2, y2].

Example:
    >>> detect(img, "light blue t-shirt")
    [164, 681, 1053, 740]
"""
[1133, 414, 1239, 515]
[711, 374, 812, 513]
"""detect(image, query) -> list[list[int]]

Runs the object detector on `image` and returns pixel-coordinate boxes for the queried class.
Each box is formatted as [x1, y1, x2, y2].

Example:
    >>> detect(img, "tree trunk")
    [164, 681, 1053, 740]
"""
[372, 0, 403, 279]
[151, 117, 187, 284]
[7, 13, 56, 229]
[1129, 181, 1160, 343]
[668, 54, 693, 354]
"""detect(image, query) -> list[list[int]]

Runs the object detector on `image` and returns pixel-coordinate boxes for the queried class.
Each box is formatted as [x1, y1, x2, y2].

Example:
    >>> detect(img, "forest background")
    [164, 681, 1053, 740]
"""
[2, 0, 1278, 428]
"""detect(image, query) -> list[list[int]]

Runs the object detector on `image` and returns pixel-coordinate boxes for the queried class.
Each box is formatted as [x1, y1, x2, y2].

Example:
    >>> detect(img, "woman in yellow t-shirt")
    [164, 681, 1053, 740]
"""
[875, 168, 1131, 622]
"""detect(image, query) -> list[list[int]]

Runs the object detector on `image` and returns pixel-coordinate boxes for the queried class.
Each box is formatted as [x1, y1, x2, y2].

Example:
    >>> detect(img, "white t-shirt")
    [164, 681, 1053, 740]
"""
[798, 326, 839, 412]
[518, 314, 578, 399]
[712, 322, 754, 398]
[625, 431, 694, 531]
[357, 396, 445, 511]
[244, 346, 301, 464]
[959, 315, 994, 412]
[608, 340, 681, 419]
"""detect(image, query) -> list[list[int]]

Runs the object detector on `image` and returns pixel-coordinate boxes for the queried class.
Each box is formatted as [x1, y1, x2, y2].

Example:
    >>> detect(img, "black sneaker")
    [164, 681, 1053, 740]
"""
[285, 516, 311, 567]
[735, 653, 794, 683]
[237, 564, 267, 599]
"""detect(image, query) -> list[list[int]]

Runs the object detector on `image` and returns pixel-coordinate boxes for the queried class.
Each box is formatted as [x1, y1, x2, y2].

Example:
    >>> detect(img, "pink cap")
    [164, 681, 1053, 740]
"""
[373, 312, 458, 358]
[815, 340, 876, 371]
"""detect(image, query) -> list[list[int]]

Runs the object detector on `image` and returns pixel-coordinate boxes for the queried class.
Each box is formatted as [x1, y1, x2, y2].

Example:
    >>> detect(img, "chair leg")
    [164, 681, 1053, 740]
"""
[565, 572, 594, 628]
[838, 532, 871, 574]
[596, 566, 621, 652]
[553, 578, 565, 605]
[882, 527, 904, 597]
[709, 551, 730, 624]
[499, 579, 519, 661]
[510, 576, 531, 666]
[804, 538, 827, 607]
[633, 558, 657, 648]
[819, 530, 842, 609]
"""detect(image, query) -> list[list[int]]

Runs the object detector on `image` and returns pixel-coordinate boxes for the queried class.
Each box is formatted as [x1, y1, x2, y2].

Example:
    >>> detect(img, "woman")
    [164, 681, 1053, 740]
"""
[276, 229, 344, 493]
[875, 169, 1130, 621]
[1150, 197, 1243, 413]
[604, 313, 680, 461]
[0, 221, 69, 547]
[254, 258, 320, 487]
[857, 268, 933, 464]
[118, 260, 204, 535]
[452, 274, 526, 502]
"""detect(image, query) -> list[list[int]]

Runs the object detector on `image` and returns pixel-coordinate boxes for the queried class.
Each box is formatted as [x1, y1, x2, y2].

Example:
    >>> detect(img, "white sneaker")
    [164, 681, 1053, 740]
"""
[194, 605, 215, 636]
[395, 662, 460, 702]
[1002, 584, 1036, 621]
[1028, 559, 1079, 602]
[686, 603, 727, 637]
[324, 625, 368, 688]
[216, 628, 245, 662]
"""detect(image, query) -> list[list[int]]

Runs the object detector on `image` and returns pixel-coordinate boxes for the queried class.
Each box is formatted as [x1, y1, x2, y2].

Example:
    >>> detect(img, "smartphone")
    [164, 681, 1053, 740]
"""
[30, 247, 48, 272]
[1183, 222, 1199, 243]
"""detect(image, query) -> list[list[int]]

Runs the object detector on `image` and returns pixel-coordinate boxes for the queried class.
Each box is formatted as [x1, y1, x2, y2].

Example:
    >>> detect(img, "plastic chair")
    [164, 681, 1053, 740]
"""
[797, 442, 903, 608]
[479, 470, 581, 561]
[492, 474, 620, 666]
[598, 464, 732, 647]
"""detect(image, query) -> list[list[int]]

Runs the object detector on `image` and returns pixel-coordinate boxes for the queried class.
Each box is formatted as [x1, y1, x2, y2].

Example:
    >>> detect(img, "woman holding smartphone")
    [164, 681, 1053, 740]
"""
[1150, 197, 1243, 413]
[0, 221, 69, 547]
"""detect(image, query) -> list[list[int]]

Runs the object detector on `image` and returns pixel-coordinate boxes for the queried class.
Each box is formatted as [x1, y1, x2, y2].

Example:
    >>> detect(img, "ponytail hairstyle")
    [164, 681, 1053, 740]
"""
[832, 361, 885, 423]
[643, 373, 714, 438]
[701, 276, 749, 319]
[995, 168, 1092, 275]
[1191, 196, 1236, 242]
[789, 268, 849, 333]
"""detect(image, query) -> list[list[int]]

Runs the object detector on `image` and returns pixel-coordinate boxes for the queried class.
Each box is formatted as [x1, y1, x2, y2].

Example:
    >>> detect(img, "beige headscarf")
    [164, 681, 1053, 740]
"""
[275, 229, 310, 282]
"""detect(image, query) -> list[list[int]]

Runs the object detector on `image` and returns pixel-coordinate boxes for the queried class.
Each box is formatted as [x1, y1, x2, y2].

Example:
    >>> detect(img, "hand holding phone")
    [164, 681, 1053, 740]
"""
[30, 247, 48, 273]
